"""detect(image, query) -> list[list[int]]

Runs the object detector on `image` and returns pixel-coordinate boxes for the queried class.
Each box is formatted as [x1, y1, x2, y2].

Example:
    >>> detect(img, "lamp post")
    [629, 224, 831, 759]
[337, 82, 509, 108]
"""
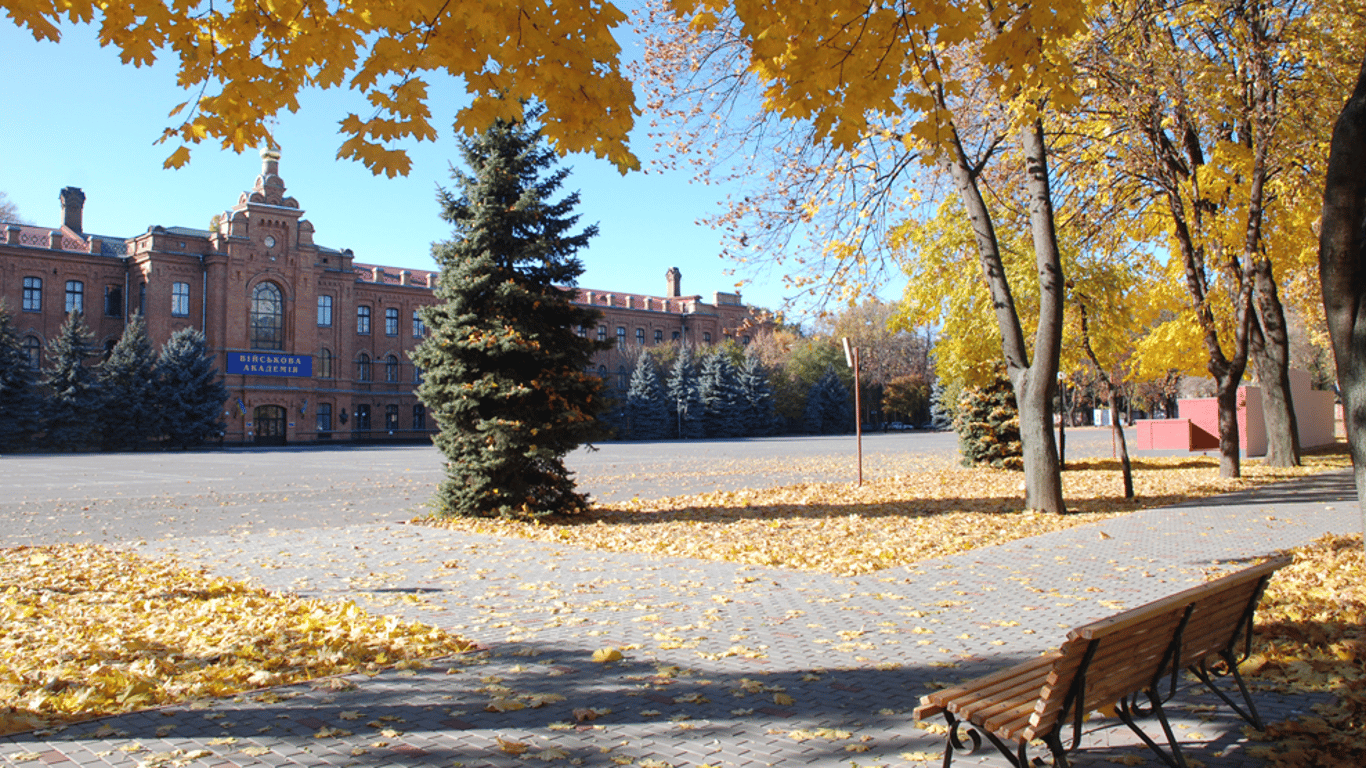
[843, 338, 863, 486]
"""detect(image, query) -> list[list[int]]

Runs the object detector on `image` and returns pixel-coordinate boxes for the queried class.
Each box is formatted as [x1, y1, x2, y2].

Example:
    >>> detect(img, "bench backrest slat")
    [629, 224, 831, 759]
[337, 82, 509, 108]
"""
[1017, 556, 1290, 742]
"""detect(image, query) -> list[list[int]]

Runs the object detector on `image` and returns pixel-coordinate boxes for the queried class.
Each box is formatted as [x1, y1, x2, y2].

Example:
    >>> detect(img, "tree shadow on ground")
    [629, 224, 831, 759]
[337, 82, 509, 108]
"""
[2, 641, 1304, 768]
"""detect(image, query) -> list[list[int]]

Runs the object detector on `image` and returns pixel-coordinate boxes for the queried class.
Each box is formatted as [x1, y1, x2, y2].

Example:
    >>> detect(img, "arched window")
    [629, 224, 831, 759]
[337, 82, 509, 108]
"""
[318, 348, 334, 378]
[385, 354, 398, 382]
[250, 282, 284, 350]
[357, 352, 372, 382]
[22, 336, 41, 370]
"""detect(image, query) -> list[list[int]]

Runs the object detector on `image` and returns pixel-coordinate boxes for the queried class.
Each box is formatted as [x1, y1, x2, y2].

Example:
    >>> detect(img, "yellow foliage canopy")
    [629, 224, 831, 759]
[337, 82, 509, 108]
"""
[6, 0, 640, 175]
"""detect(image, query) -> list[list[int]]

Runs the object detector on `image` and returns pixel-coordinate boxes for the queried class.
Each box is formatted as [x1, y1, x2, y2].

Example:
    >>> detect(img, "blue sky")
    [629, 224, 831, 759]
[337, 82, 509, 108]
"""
[0, 21, 811, 315]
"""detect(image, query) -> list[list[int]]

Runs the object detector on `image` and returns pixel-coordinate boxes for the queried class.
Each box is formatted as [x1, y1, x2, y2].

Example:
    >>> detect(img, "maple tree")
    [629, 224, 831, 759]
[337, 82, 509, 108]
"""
[1318, 52, 1366, 537]
[3, 0, 640, 175]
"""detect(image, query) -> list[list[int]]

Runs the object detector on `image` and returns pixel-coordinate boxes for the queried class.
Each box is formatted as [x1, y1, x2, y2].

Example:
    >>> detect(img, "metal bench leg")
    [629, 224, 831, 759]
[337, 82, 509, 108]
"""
[1116, 689, 1189, 768]
[940, 712, 984, 768]
[1188, 650, 1264, 729]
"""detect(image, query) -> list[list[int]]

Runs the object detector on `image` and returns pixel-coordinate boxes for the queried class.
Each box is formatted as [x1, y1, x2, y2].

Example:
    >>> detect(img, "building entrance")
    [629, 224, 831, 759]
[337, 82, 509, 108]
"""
[253, 405, 287, 446]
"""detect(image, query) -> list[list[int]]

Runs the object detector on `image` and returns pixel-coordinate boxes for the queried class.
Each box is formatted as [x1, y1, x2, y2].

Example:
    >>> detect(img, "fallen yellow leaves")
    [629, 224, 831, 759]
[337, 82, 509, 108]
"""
[422, 453, 1349, 575]
[1245, 533, 1365, 767]
[0, 544, 476, 736]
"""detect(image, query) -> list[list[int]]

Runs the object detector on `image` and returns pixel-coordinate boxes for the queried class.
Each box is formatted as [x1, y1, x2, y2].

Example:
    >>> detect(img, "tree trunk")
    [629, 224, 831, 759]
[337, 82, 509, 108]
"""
[1249, 285, 1301, 467]
[1318, 52, 1366, 540]
[1215, 371, 1244, 478]
[1018, 117, 1066, 513]
[1109, 387, 1135, 499]
[938, 111, 1065, 514]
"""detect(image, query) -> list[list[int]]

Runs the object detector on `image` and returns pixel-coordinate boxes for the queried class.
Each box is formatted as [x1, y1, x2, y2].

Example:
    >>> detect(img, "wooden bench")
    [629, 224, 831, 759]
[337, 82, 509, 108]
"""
[913, 556, 1290, 768]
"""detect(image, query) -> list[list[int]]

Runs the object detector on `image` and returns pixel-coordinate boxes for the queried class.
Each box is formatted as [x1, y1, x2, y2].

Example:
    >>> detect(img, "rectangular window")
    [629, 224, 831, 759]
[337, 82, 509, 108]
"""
[318, 349, 334, 378]
[65, 280, 84, 314]
[104, 286, 123, 317]
[171, 282, 190, 317]
[357, 305, 371, 335]
[316, 403, 332, 433]
[703, 332, 712, 344]
[636, 328, 645, 345]
[616, 326, 626, 349]
[317, 295, 333, 327]
[355, 404, 371, 431]
[412, 310, 425, 338]
[413, 404, 426, 431]
[138, 283, 146, 315]
[597, 325, 607, 341]
[22, 277, 41, 312]
[385, 404, 400, 431]
[654, 329, 663, 344]
[385, 307, 399, 336]
[672, 331, 681, 341]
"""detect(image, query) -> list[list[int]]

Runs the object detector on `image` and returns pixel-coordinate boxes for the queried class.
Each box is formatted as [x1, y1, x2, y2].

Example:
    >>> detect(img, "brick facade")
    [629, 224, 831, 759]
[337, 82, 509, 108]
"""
[1, 149, 766, 445]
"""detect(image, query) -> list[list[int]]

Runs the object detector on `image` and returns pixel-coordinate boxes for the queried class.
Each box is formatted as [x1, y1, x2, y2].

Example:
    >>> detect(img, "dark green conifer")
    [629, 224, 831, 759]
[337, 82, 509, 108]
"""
[42, 312, 102, 450]
[0, 304, 41, 450]
[157, 327, 228, 449]
[804, 366, 852, 435]
[737, 353, 779, 436]
[625, 354, 672, 440]
[953, 371, 1023, 469]
[698, 350, 744, 438]
[665, 344, 705, 439]
[99, 313, 159, 450]
[412, 107, 610, 518]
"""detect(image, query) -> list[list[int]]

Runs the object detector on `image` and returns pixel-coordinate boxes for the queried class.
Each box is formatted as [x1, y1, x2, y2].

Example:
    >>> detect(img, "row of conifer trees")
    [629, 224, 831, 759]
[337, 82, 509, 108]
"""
[0, 308, 228, 452]
[612, 345, 853, 440]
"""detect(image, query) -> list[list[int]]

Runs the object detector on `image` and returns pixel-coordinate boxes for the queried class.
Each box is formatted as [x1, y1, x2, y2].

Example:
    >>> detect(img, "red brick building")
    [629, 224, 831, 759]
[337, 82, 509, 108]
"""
[2, 150, 765, 445]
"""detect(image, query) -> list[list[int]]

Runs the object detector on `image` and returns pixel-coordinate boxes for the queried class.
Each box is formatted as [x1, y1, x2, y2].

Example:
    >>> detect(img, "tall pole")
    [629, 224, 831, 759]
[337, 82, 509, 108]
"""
[843, 338, 863, 486]
[854, 346, 863, 486]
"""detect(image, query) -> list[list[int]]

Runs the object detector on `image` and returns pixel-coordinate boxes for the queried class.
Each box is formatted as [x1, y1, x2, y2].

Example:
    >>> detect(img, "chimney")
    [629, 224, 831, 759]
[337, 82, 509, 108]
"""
[60, 187, 85, 233]
[666, 267, 682, 298]
[400, 270, 412, 286]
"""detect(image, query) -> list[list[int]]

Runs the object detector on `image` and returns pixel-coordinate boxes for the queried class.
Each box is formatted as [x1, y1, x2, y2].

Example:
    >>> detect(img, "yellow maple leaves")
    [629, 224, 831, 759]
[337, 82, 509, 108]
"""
[0, 544, 475, 735]
[6, 0, 641, 176]
[423, 451, 1350, 576]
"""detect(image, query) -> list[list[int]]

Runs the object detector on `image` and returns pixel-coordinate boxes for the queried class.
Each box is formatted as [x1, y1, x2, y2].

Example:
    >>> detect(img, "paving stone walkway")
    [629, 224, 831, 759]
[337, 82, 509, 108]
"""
[2, 470, 1359, 768]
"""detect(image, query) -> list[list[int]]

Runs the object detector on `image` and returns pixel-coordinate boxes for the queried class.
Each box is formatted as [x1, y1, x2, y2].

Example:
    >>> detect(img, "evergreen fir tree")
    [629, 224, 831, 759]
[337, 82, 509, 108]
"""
[412, 107, 610, 519]
[953, 372, 1023, 469]
[698, 350, 744, 438]
[98, 313, 159, 450]
[625, 354, 672, 439]
[803, 366, 852, 435]
[42, 312, 102, 450]
[0, 304, 41, 451]
[665, 344, 705, 439]
[157, 327, 228, 449]
[818, 368, 854, 434]
[737, 353, 779, 436]
[930, 380, 954, 430]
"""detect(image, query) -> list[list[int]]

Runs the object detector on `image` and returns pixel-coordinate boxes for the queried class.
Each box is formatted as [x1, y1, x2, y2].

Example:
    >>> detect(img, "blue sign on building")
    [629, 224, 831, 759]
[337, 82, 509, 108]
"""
[227, 352, 312, 377]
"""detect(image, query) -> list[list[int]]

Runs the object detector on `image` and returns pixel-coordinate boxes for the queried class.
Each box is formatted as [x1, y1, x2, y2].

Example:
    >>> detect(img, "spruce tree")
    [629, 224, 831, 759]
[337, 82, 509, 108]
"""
[665, 344, 705, 439]
[42, 312, 102, 450]
[698, 350, 743, 438]
[804, 366, 852, 435]
[412, 107, 610, 519]
[953, 372, 1023, 469]
[0, 304, 41, 450]
[737, 353, 779, 436]
[157, 327, 228, 448]
[625, 354, 672, 439]
[99, 313, 160, 450]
